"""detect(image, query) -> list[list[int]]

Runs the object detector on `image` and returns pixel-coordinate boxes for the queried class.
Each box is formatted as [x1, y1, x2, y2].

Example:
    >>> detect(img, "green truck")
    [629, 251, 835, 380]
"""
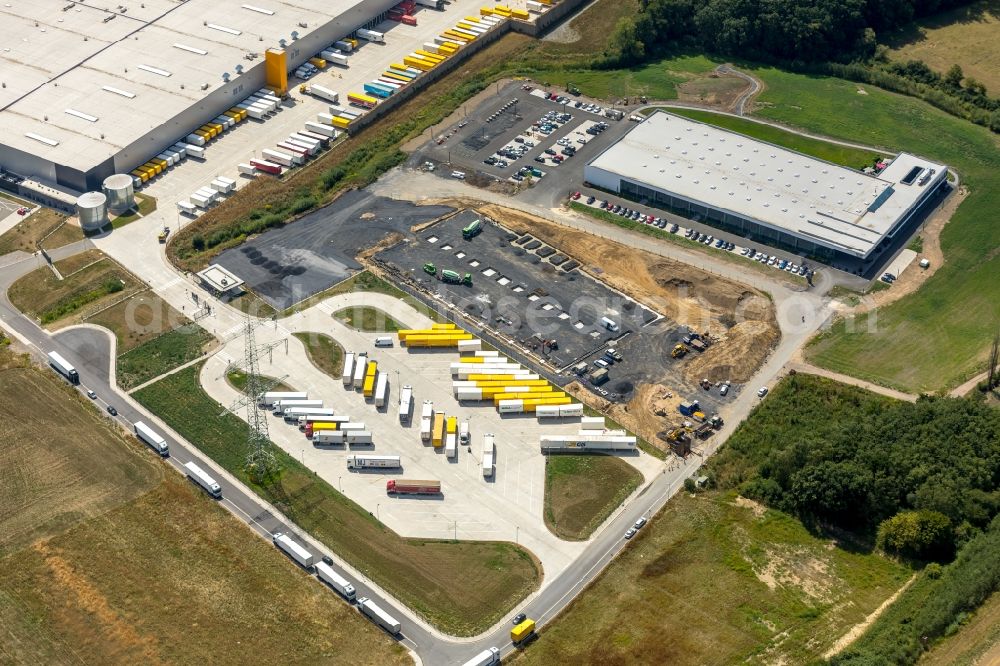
[462, 219, 482, 240]
[441, 269, 472, 286]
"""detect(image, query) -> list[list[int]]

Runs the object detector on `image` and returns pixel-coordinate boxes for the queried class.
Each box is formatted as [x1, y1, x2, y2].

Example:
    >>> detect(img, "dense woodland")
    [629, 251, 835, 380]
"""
[710, 374, 1000, 662]
[605, 0, 1000, 130]
[712, 374, 1000, 560]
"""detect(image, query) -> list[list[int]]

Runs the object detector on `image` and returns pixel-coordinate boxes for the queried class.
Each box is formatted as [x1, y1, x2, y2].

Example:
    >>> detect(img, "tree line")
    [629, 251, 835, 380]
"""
[604, 0, 1000, 131]
[709, 374, 1000, 663]
[711, 374, 1000, 561]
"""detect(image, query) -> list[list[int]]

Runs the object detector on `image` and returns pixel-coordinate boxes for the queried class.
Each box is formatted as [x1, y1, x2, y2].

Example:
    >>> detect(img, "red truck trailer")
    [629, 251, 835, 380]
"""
[386, 479, 441, 495]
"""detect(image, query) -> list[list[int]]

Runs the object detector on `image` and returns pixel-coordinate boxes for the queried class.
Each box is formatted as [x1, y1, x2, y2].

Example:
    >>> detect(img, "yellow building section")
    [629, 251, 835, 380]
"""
[432, 413, 445, 447]
[446, 416, 457, 434]
[265, 48, 288, 96]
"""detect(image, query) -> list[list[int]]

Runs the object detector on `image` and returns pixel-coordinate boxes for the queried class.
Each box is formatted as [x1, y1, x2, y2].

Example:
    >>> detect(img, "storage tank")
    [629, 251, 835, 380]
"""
[76, 192, 108, 232]
[102, 174, 135, 213]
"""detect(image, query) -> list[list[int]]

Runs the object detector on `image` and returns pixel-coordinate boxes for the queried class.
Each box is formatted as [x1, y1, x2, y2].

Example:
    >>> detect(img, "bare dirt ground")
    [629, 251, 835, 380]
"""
[454, 202, 778, 445]
[677, 73, 752, 111]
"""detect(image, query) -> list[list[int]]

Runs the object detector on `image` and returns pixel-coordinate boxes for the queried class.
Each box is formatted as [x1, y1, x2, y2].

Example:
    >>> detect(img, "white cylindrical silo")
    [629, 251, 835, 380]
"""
[102, 174, 135, 214]
[76, 192, 108, 232]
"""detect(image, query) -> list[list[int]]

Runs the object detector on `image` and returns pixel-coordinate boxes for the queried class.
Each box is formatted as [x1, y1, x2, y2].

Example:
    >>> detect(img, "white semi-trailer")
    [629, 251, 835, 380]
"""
[346, 455, 400, 469]
[398, 385, 413, 423]
[539, 435, 637, 452]
[283, 407, 334, 421]
[482, 434, 495, 478]
[272, 399, 323, 413]
[342, 352, 355, 386]
[358, 597, 401, 634]
[133, 421, 169, 457]
[374, 374, 389, 408]
[353, 353, 367, 389]
[273, 532, 315, 569]
[47, 351, 79, 383]
[356, 28, 384, 43]
[462, 647, 500, 666]
[315, 561, 356, 601]
[445, 433, 457, 460]
[313, 431, 345, 445]
[346, 431, 373, 445]
[184, 461, 221, 498]
[420, 401, 433, 441]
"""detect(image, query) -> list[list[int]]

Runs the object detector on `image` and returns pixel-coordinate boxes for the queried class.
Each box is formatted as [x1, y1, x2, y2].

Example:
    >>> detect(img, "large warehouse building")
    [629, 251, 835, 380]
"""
[0, 0, 399, 194]
[584, 111, 947, 267]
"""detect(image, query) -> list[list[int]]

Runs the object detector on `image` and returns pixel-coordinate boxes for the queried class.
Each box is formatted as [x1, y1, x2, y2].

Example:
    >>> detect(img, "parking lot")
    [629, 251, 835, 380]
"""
[414, 82, 631, 198]
[203, 294, 665, 577]
[215, 192, 453, 309]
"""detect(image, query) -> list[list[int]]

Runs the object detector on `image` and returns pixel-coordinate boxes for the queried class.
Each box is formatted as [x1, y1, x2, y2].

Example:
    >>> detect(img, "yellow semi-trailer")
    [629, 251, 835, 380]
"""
[416, 50, 445, 63]
[451, 28, 477, 40]
[443, 30, 471, 42]
[432, 413, 445, 447]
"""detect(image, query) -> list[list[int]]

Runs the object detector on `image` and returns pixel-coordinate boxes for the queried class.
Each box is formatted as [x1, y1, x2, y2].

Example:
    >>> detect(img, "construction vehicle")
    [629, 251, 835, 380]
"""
[693, 414, 724, 439]
[700, 378, 713, 390]
[690, 338, 708, 352]
[158, 226, 170, 242]
[671, 344, 688, 359]
[441, 269, 472, 286]
[678, 401, 700, 417]
[462, 218, 482, 240]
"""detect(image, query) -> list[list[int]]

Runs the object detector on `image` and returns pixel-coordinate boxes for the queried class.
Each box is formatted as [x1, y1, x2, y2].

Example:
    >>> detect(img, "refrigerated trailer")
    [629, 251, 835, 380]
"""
[462, 647, 500, 666]
[352, 353, 367, 388]
[398, 385, 413, 423]
[539, 435, 638, 452]
[342, 352, 355, 386]
[273, 532, 315, 569]
[347, 455, 400, 469]
[47, 351, 78, 383]
[420, 401, 433, 440]
[133, 421, 169, 456]
[303, 84, 339, 104]
[358, 597, 400, 634]
[374, 373, 389, 407]
[313, 430, 345, 445]
[356, 28, 384, 43]
[272, 399, 323, 413]
[284, 407, 335, 421]
[184, 461, 221, 498]
[315, 561, 356, 601]
[482, 434, 495, 478]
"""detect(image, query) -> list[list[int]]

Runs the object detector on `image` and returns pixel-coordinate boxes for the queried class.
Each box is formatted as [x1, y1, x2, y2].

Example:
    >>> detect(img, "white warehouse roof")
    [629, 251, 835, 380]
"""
[585, 112, 947, 257]
[0, 0, 376, 173]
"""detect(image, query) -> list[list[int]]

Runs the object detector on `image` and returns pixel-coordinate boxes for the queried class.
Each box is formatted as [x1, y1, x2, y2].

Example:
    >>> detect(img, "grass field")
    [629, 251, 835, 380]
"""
[0, 208, 81, 255]
[543, 454, 642, 541]
[0, 350, 406, 665]
[516, 490, 910, 665]
[886, 0, 1000, 95]
[134, 363, 542, 636]
[743, 66, 1000, 392]
[226, 368, 294, 393]
[660, 108, 883, 168]
[85, 291, 192, 354]
[116, 325, 215, 389]
[333, 306, 404, 332]
[54, 248, 104, 276]
[293, 332, 344, 381]
[110, 194, 158, 228]
[8, 255, 141, 327]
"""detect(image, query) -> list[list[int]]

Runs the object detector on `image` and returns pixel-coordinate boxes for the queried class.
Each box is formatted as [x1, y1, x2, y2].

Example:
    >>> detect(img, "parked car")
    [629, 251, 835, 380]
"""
[624, 528, 637, 539]
[757, 387, 769, 398]
[87, 389, 97, 399]
[634, 517, 647, 529]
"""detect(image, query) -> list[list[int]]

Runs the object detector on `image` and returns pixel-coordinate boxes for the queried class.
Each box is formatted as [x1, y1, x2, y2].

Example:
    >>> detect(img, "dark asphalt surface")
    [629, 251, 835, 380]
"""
[215, 191, 453, 309]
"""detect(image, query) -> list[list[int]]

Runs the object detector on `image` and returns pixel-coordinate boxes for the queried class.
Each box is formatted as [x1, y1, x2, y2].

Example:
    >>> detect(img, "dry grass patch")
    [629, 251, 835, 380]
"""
[0, 208, 81, 254]
[544, 454, 642, 541]
[515, 491, 910, 665]
[8, 255, 141, 327]
[0, 361, 161, 557]
[86, 291, 192, 354]
[293, 332, 344, 381]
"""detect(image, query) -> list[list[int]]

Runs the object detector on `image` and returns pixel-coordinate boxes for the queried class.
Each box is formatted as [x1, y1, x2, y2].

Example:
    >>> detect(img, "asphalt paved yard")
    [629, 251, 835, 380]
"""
[377, 209, 659, 371]
[414, 82, 632, 199]
[215, 191, 453, 309]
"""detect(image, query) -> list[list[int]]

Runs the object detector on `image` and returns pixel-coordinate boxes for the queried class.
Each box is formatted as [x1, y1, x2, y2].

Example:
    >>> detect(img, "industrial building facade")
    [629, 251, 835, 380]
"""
[584, 112, 948, 267]
[0, 0, 399, 194]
